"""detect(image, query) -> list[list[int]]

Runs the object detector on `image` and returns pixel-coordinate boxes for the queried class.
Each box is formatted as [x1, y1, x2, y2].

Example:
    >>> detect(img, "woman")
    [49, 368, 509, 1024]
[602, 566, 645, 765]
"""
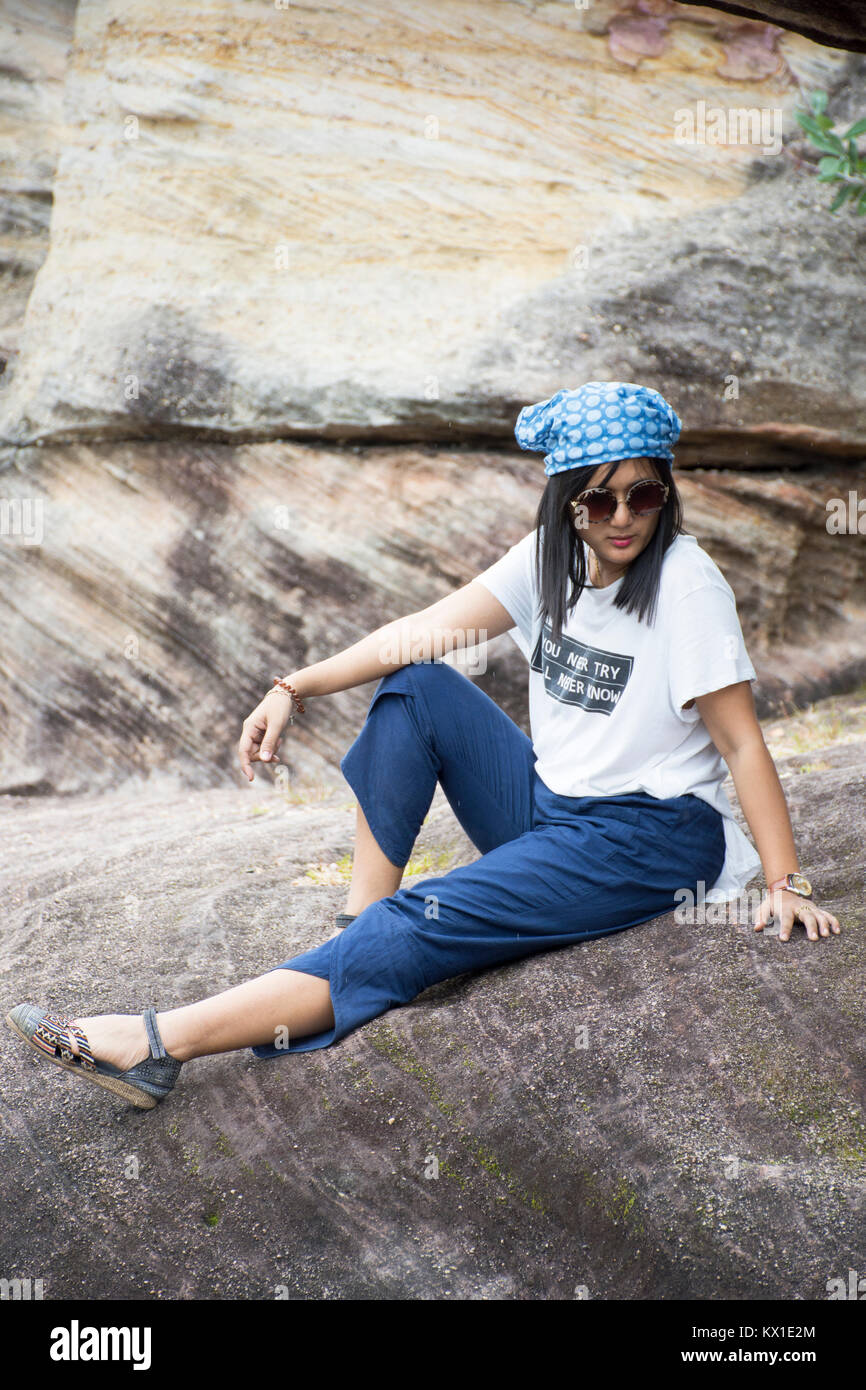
[7, 381, 841, 1109]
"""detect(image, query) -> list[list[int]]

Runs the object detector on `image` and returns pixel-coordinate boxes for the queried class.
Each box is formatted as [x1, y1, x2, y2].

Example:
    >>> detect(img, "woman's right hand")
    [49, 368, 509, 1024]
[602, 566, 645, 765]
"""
[238, 691, 294, 782]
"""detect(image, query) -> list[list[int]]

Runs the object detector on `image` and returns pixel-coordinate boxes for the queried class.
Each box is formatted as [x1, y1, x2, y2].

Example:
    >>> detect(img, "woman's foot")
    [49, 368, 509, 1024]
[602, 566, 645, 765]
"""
[7, 1005, 183, 1109]
[65, 1014, 150, 1072]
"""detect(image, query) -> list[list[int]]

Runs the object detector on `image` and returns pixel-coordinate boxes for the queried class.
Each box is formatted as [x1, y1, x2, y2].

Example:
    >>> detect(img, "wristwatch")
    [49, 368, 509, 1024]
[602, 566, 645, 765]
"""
[768, 872, 813, 898]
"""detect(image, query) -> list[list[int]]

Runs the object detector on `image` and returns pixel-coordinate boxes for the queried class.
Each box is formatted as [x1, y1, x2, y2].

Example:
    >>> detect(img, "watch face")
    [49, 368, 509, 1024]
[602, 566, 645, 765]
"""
[790, 873, 812, 896]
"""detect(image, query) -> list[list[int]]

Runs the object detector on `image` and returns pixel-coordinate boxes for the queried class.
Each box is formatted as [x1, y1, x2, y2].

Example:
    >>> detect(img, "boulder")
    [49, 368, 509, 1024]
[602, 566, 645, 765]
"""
[0, 693, 863, 1299]
[1, 3, 864, 455]
[1, 438, 864, 797]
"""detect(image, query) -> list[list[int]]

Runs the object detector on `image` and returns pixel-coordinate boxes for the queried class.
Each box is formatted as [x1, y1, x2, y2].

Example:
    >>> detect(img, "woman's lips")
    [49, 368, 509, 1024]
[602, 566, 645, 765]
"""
[609, 536, 635, 548]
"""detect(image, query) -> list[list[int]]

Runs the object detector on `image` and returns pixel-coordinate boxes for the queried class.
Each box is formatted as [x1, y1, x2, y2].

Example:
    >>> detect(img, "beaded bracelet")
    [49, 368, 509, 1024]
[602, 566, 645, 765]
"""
[270, 677, 305, 719]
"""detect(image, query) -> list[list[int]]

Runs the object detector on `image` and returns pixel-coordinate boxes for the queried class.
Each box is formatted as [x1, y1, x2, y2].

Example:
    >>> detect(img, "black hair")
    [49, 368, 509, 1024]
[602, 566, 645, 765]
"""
[532, 455, 685, 641]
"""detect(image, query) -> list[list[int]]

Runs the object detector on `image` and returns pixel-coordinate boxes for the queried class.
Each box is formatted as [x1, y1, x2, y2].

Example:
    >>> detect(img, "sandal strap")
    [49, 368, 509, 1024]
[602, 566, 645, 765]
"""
[142, 1006, 167, 1060]
[42, 1011, 75, 1029]
[32, 1013, 96, 1071]
[68, 1023, 96, 1071]
[31, 1016, 68, 1057]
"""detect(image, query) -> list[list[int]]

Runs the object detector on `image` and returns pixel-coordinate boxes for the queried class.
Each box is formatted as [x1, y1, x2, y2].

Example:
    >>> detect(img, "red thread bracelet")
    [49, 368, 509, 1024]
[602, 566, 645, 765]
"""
[271, 678, 305, 714]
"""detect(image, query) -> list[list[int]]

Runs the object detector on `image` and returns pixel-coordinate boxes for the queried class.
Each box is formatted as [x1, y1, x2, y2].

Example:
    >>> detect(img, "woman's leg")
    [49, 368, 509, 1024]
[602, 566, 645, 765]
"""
[66, 969, 334, 1068]
[250, 791, 728, 1058]
[338, 659, 536, 913]
[343, 801, 403, 915]
[338, 659, 537, 867]
[67, 662, 536, 1069]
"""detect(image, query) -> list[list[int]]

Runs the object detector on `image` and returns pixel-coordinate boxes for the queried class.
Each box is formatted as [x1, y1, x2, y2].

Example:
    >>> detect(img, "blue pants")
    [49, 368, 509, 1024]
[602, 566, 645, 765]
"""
[252, 661, 726, 1058]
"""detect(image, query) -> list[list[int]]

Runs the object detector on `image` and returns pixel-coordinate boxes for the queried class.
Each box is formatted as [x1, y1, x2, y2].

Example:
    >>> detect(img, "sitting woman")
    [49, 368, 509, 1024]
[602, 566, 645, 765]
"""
[7, 381, 841, 1108]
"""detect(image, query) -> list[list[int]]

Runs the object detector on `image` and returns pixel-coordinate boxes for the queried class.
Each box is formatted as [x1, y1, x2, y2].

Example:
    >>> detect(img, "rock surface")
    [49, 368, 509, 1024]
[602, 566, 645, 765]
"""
[1, 3, 864, 454]
[0, 1, 76, 369]
[0, 690, 864, 1299]
[694, 0, 866, 54]
[1, 438, 864, 798]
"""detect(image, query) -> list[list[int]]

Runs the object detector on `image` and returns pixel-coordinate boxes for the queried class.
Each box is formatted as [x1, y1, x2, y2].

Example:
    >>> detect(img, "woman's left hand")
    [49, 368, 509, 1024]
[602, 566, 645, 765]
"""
[753, 888, 841, 942]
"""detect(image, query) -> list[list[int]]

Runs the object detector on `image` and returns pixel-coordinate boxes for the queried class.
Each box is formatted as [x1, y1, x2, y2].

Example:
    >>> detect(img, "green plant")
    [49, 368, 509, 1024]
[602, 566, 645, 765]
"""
[794, 89, 866, 214]
[291, 853, 354, 886]
[402, 848, 455, 878]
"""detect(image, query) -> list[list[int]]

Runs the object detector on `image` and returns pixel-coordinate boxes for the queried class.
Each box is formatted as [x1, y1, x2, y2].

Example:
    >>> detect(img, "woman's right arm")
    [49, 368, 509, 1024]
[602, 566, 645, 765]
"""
[237, 578, 518, 779]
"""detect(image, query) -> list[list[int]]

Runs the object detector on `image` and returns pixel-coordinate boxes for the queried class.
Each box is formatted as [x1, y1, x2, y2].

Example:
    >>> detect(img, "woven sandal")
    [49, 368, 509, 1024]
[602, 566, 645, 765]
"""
[5, 1004, 182, 1110]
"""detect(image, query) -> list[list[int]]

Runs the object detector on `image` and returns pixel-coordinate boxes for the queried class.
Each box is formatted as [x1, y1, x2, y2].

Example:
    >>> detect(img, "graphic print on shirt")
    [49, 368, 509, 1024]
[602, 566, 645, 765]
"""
[529, 620, 634, 714]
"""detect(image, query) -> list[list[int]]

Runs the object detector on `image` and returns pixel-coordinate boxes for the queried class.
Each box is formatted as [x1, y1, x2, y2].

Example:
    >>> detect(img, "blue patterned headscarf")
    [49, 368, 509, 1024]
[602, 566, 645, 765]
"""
[514, 381, 682, 476]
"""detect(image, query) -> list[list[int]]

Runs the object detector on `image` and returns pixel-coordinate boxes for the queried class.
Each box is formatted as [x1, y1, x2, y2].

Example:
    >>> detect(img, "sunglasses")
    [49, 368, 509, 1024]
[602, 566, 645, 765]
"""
[568, 478, 669, 527]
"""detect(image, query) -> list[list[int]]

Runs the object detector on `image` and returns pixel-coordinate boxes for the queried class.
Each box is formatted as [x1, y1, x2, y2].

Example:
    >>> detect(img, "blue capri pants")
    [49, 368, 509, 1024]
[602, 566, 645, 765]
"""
[252, 660, 726, 1058]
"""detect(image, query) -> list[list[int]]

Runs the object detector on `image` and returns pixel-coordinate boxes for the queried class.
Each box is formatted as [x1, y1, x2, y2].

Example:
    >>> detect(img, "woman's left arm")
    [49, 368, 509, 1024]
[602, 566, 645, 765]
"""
[693, 681, 842, 943]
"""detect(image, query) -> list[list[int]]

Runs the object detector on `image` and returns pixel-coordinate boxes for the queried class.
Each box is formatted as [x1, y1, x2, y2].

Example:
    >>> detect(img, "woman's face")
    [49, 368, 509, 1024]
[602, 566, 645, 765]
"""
[572, 456, 664, 579]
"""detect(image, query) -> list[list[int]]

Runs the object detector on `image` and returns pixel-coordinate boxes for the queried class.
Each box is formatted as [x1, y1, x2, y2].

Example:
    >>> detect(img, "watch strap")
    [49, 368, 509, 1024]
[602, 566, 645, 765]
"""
[768, 874, 812, 898]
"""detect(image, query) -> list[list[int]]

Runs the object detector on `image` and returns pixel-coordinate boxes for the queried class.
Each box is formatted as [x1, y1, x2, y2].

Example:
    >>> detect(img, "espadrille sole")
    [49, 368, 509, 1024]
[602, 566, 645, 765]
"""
[6, 1011, 158, 1109]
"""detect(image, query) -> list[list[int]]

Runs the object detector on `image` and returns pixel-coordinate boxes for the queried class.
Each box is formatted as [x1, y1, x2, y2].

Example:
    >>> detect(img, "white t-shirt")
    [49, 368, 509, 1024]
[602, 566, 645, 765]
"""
[475, 528, 762, 902]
